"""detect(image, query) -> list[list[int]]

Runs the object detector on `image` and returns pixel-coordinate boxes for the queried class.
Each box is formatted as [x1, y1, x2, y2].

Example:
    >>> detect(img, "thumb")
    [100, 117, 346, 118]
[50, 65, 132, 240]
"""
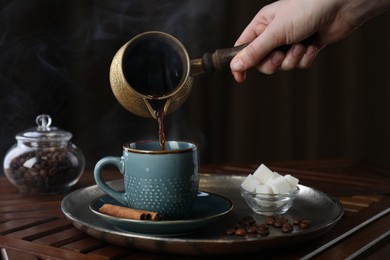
[230, 35, 277, 72]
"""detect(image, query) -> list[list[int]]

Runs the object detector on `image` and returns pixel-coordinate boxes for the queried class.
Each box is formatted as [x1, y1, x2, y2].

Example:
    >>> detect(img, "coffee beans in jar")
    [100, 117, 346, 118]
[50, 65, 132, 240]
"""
[3, 115, 85, 193]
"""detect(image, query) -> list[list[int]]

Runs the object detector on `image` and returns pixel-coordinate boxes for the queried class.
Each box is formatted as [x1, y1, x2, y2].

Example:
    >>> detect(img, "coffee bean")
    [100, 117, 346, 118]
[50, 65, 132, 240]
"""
[257, 224, 270, 236]
[282, 223, 293, 233]
[246, 226, 258, 234]
[243, 216, 256, 225]
[299, 220, 311, 229]
[226, 216, 270, 238]
[265, 216, 276, 225]
[258, 224, 269, 231]
[226, 216, 311, 238]
[258, 228, 270, 237]
[293, 219, 301, 225]
[235, 228, 246, 236]
[4, 146, 82, 193]
[274, 219, 286, 228]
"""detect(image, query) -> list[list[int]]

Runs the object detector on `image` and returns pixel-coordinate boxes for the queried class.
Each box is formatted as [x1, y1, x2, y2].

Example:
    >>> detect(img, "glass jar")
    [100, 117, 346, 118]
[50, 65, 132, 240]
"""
[3, 114, 85, 193]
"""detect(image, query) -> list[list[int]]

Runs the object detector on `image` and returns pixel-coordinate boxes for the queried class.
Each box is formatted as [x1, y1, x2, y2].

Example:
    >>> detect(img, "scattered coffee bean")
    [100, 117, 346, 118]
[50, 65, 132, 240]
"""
[293, 219, 301, 225]
[299, 219, 311, 229]
[274, 218, 286, 228]
[235, 228, 246, 236]
[257, 224, 270, 236]
[258, 223, 269, 231]
[226, 216, 269, 237]
[265, 216, 276, 226]
[243, 216, 256, 225]
[226, 215, 311, 238]
[282, 223, 293, 233]
[246, 226, 258, 234]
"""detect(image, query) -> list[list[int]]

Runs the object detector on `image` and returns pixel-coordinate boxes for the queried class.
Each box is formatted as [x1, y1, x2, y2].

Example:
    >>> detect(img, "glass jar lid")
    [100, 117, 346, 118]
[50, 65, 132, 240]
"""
[16, 114, 72, 142]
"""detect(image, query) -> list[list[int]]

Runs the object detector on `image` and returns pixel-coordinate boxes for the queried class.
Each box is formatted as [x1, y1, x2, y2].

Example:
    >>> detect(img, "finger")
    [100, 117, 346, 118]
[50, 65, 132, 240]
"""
[231, 28, 284, 73]
[255, 51, 286, 75]
[232, 70, 247, 83]
[235, 25, 261, 46]
[297, 45, 319, 68]
[230, 39, 272, 72]
[280, 44, 306, 70]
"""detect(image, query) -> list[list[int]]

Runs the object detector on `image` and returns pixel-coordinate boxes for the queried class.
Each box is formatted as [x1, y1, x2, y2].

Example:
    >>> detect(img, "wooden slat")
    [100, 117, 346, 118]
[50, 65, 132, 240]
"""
[337, 195, 385, 213]
[351, 195, 383, 202]
[346, 231, 390, 259]
[341, 204, 365, 213]
[0, 208, 64, 220]
[0, 236, 97, 260]
[6, 218, 73, 240]
[362, 238, 390, 260]
[33, 227, 87, 247]
[87, 245, 131, 259]
[338, 196, 376, 208]
[269, 195, 390, 259]
[0, 217, 56, 235]
[0, 199, 61, 208]
[61, 237, 107, 253]
[1, 247, 39, 260]
[315, 212, 390, 259]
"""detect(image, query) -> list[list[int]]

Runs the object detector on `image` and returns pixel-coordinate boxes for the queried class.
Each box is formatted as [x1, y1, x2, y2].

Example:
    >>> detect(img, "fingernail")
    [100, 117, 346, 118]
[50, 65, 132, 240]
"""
[231, 59, 244, 71]
[306, 45, 318, 56]
[271, 52, 284, 65]
[292, 45, 305, 57]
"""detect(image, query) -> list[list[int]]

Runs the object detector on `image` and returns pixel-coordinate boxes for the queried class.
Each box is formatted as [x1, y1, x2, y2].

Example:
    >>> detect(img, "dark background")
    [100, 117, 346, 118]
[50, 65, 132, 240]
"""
[1, 0, 390, 174]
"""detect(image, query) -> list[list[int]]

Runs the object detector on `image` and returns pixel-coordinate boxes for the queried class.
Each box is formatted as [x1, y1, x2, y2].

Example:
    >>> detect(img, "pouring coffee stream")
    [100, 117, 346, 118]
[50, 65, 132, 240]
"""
[109, 31, 315, 149]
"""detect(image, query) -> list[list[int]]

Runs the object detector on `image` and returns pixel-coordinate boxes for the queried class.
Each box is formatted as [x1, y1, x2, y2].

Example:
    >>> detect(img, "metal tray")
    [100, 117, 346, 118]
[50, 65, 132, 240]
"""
[61, 173, 343, 255]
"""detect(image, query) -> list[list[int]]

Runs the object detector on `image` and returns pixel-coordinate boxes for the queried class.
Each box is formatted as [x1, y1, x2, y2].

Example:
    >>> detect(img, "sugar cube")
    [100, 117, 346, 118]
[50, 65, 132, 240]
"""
[285, 174, 299, 189]
[268, 176, 291, 194]
[253, 164, 278, 184]
[255, 184, 272, 194]
[241, 174, 260, 192]
[241, 163, 300, 195]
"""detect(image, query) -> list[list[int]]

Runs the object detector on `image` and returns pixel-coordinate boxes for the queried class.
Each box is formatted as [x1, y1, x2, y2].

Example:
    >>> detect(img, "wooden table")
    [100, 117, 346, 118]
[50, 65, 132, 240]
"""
[0, 159, 389, 259]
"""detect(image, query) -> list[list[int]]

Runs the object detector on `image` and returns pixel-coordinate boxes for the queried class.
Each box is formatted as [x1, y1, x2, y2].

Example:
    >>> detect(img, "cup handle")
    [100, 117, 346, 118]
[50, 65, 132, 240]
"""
[94, 156, 127, 206]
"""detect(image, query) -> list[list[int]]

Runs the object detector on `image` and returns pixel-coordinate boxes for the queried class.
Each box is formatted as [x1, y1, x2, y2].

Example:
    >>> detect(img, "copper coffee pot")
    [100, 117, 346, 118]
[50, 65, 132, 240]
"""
[109, 31, 247, 119]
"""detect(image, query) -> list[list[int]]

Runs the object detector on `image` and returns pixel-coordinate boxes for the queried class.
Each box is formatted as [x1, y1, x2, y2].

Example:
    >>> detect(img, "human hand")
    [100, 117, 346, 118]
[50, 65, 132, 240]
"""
[229, 0, 377, 82]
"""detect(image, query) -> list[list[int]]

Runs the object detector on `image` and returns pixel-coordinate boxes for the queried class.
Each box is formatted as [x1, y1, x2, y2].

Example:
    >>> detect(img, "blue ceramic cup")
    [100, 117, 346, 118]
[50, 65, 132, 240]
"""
[94, 141, 199, 220]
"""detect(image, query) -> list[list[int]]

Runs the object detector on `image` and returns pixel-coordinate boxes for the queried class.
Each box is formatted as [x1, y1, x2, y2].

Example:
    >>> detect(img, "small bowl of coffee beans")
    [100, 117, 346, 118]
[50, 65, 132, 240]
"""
[240, 164, 300, 216]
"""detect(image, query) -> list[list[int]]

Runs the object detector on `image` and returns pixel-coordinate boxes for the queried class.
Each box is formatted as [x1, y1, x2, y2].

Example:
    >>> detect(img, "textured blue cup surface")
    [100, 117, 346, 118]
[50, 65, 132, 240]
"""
[94, 141, 199, 219]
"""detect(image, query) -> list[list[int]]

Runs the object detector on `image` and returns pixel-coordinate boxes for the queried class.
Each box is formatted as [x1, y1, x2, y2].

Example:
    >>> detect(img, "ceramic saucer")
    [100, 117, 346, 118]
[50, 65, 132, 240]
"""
[89, 191, 233, 235]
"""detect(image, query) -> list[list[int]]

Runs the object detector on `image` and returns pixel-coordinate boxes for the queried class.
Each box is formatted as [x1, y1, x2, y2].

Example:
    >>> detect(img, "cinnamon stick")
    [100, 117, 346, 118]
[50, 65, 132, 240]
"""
[99, 204, 162, 221]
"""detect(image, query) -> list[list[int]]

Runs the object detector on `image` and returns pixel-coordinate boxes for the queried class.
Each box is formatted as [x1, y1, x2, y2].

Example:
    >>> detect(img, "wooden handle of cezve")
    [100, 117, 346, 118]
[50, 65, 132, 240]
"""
[202, 35, 317, 73]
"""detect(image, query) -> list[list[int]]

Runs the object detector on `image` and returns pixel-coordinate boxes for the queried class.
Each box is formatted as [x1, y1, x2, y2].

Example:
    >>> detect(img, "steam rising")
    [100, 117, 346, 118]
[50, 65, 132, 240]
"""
[0, 0, 224, 170]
